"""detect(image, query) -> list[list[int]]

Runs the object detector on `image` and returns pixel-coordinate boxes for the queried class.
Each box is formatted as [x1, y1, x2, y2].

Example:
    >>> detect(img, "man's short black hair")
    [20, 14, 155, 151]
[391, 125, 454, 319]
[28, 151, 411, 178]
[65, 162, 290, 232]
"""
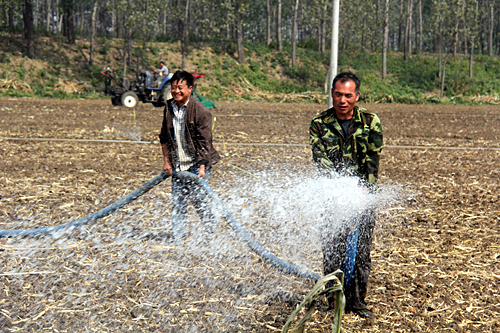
[171, 70, 194, 87]
[332, 72, 360, 95]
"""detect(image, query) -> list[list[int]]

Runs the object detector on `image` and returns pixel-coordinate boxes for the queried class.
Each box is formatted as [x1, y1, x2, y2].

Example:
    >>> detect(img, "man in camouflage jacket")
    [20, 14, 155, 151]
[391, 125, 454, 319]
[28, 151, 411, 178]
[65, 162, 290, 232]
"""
[309, 72, 383, 318]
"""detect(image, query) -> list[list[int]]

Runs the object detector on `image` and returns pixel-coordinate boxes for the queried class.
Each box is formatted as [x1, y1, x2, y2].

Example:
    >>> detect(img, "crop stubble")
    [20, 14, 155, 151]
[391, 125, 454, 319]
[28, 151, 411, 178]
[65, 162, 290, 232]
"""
[0, 98, 498, 332]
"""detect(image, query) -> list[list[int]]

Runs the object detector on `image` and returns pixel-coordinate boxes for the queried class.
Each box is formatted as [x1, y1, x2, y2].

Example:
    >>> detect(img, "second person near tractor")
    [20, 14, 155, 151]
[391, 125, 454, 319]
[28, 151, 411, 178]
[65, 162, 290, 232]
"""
[159, 70, 221, 242]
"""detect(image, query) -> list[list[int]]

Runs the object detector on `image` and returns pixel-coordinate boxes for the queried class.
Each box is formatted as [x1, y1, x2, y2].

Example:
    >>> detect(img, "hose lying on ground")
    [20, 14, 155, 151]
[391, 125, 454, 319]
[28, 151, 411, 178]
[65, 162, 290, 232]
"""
[177, 171, 322, 282]
[0, 172, 169, 238]
[0, 171, 321, 281]
[1, 170, 345, 331]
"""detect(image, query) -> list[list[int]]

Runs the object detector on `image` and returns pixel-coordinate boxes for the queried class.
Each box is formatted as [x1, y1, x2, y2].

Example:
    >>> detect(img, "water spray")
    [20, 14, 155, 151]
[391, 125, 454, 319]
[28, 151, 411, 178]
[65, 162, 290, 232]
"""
[0, 171, 321, 282]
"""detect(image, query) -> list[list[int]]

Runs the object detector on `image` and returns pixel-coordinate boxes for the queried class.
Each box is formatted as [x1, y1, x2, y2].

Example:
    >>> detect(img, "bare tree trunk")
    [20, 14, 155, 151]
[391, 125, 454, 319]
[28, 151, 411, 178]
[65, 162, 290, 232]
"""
[46, 0, 51, 32]
[398, 0, 404, 50]
[321, 0, 327, 54]
[438, 35, 442, 79]
[291, 0, 299, 66]
[418, 0, 422, 53]
[237, 12, 244, 62]
[34, 0, 39, 28]
[24, 0, 36, 59]
[79, 1, 84, 34]
[266, 0, 271, 45]
[277, 0, 282, 51]
[63, 0, 75, 44]
[404, 15, 409, 59]
[383, 0, 390, 78]
[321, 18, 326, 54]
[470, 37, 474, 78]
[324, 68, 329, 93]
[226, 0, 231, 39]
[58, 14, 63, 33]
[317, 24, 321, 52]
[141, 0, 148, 69]
[404, 0, 413, 61]
[453, 21, 459, 57]
[464, 30, 468, 56]
[113, 2, 119, 38]
[8, 3, 14, 31]
[361, 18, 365, 51]
[462, 0, 467, 56]
[470, 0, 478, 75]
[440, 54, 447, 97]
[488, 2, 493, 56]
[123, 39, 128, 78]
[436, 0, 441, 78]
[128, 37, 132, 68]
[90, 0, 98, 65]
[161, 12, 165, 36]
[373, 0, 380, 51]
[182, 0, 190, 70]
[163, 12, 167, 36]
[56, 0, 63, 33]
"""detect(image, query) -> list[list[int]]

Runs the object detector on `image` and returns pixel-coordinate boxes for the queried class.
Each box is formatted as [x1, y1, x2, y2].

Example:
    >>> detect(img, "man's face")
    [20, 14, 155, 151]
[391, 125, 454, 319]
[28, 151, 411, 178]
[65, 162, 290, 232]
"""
[331, 79, 360, 120]
[171, 79, 193, 106]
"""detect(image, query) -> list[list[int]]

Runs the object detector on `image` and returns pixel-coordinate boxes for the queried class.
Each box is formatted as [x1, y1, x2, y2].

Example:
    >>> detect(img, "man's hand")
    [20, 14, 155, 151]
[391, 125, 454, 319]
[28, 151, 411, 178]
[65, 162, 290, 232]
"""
[161, 144, 173, 176]
[197, 165, 207, 180]
[163, 162, 173, 176]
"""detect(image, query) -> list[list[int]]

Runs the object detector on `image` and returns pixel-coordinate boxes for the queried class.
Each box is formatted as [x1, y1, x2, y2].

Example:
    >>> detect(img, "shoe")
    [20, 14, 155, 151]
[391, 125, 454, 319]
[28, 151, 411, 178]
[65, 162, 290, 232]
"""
[353, 308, 372, 318]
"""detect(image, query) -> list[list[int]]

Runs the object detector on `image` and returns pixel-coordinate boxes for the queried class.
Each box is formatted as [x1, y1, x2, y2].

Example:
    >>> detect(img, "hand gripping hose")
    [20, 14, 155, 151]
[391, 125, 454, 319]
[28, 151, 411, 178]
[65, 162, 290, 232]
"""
[0, 171, 321, 281]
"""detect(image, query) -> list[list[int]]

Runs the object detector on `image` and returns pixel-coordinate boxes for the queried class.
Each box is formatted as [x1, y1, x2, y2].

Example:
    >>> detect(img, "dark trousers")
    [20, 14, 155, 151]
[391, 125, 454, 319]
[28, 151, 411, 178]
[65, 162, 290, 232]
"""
[171, 166, 215, 240]
[322, 209, 375, 311]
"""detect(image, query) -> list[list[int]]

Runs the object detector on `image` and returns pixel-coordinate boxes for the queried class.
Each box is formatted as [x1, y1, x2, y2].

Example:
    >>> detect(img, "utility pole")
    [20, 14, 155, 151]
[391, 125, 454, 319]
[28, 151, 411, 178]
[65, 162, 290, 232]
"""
[328, 0, 340, 108]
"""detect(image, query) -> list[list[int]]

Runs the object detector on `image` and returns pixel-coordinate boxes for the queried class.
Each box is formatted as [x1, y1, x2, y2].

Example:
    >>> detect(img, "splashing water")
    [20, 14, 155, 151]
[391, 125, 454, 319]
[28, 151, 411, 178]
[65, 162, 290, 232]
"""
[0, 169, 404, 330]
[217, 170, 394, 271]
[112, 123, 142, 141]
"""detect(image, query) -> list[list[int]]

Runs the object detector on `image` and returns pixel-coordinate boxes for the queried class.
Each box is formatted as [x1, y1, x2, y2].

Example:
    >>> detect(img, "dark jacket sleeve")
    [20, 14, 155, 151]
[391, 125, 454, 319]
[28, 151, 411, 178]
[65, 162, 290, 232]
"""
[191, 100, 215, 167]
[158, 105, 169, 144]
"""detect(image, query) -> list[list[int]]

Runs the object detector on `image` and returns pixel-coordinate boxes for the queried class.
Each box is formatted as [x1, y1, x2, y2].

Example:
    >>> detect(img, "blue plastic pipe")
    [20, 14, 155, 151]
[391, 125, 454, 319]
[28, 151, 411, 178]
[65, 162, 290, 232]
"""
[0, 170, 321, 281]
[344, 222, 359, 289]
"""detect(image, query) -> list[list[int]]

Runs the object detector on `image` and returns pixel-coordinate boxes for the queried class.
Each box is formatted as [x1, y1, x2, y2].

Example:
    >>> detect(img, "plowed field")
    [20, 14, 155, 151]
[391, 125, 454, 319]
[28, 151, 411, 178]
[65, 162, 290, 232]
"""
[0, 98, 499, 332]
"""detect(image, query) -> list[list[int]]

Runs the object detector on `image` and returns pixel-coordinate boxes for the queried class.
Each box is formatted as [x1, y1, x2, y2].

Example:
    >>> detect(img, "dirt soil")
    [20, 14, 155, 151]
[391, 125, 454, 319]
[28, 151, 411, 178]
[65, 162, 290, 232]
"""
[0, 98, 499, 332]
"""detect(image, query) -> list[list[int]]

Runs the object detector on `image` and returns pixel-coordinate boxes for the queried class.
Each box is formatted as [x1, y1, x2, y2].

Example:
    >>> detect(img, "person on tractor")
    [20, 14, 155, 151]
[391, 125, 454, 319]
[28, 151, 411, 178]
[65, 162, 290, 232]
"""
[146, 61, 169, 88]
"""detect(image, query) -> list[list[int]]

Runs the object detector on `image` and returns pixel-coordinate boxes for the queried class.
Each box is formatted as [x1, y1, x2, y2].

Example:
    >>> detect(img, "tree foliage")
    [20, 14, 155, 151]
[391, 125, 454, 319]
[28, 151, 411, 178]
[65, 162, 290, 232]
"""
[0, 0, 498, 89]
[1, 0, 498, 55]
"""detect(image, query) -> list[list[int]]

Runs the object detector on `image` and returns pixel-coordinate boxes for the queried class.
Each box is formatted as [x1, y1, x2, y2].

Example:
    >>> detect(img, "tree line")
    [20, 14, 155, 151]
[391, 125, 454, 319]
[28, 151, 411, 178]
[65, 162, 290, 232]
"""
[1, 0, 499, 81]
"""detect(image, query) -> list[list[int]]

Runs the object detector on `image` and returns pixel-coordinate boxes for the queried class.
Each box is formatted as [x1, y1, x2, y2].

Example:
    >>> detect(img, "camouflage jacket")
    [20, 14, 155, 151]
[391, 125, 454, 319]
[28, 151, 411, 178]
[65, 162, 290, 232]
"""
[309, 106, 383, 185]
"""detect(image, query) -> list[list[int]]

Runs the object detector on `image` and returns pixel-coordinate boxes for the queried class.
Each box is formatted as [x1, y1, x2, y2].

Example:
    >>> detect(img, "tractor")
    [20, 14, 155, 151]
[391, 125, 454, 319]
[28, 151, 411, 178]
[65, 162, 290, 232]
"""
[101, 69, 214, 108]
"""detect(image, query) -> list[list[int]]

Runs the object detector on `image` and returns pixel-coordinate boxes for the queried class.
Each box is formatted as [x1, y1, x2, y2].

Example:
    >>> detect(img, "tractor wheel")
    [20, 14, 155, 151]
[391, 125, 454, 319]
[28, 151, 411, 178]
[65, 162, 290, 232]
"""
[121, 91, 139, 108]
[111, 96, 122, 106]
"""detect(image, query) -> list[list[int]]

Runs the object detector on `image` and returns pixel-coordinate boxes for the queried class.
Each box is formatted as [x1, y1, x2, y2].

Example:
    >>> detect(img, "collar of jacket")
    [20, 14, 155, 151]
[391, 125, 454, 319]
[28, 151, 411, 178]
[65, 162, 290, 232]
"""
[323, 106, 362, 125]
[168, 97, 199, 119]
[171, 97, 192, 111]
